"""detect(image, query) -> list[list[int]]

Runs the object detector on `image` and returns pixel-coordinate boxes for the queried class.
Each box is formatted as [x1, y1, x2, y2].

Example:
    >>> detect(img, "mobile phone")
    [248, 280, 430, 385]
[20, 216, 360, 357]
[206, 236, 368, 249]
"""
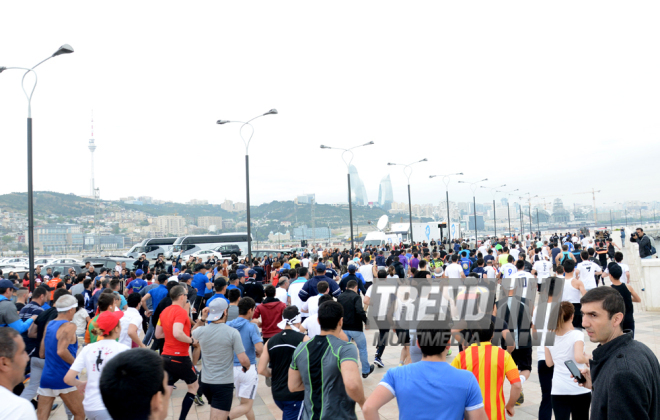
[564, 360, 586, 384]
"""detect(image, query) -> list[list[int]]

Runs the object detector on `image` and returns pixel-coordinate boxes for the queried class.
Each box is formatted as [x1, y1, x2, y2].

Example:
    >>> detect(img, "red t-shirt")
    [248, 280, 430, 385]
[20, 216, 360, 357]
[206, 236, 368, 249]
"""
[159, 305, 191, 356]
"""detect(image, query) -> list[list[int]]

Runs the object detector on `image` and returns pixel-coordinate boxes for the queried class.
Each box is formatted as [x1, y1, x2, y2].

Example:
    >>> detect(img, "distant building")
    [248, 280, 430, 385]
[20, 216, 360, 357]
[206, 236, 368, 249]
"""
[221, 200, 234, 212]
[551, 198, 570, 223]
[33, 224, 84, 253]
[296, 194, 315, 205]
[137, 196, 153, 204]
[197, 216, 223, 230]
[234, 202, 247, 212]
[268, 231, 291, 242]
[349, 165, 368, 206]
[155, 216, 186, 236]
[222, 219, 235, 229]
[377, 175, 393, 210]
[292, 225, 331, 240]
[280, 221, 292, 227]
[188, 199, 209, 205]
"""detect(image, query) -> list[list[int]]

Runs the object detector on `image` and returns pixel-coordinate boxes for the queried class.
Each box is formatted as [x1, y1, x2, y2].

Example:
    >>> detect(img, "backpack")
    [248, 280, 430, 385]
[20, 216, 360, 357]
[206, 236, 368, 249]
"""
[648, 236, 657, 256]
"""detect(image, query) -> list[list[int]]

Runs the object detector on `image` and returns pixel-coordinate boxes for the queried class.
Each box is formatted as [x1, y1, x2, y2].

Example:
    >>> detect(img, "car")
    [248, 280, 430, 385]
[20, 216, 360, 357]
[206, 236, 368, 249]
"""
[83, 257, 137, 273]
[50, 258, 83, 265]
[41, 263, 87, 277]
[34, 258, 56, 266]
[191, 249, 224, 260]
[213, 244, 242, 257]
[251, 249, 293, 259]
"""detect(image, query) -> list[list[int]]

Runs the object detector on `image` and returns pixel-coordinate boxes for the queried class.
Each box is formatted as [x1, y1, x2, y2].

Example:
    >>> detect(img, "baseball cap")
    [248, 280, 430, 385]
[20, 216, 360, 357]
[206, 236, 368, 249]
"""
[95, 310, 124, 335]
[207, 298, 229, 322]
[348, 264, 356, 273]
[238, 264, 246, 269]
[174, 268, 180, 274]
[0, 279, 17, 290]
[179, 273, 192, 282]
[135, 269, 144, 276]
[248, 269, 256, 276]
[316, 263, 326, 272]
[236, 269, 245, 277]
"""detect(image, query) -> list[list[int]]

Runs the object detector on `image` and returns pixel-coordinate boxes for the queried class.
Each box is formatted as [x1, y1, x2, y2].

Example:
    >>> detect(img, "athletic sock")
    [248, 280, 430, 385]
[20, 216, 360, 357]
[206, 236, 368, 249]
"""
[180, 392, 195, 420]
[520, 375, 526, 386]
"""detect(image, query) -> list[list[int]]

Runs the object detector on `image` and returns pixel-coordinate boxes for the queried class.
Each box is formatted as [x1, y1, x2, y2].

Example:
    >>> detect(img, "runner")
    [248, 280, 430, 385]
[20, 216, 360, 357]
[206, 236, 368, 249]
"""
[608, 264, 641, 336]
[561, 260, 587, 330]
[338, 280, 375, 378]
[258, 306, 308, 420]
[289, 300, 366, 419]
[576, 251, 602, 291]
[227, 297, 263, 419]
[64, 310, 129, 420]
[36, 294, 84, 420]
[192, 299, 250, 420]
[154, 285, 199, 420]
[253, 285, 286, 344]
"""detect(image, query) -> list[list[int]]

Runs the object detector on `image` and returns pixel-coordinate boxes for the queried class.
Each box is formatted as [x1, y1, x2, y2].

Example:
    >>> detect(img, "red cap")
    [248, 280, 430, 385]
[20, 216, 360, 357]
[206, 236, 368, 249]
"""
[96, 310, 124, 335]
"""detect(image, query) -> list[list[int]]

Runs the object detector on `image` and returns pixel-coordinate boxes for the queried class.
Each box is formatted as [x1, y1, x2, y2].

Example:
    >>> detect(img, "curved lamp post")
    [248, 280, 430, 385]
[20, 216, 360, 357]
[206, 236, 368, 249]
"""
[1, 44, 74, 291]
[217, 109, 277, 263]
[388, 159, 428, 245]
[458, 178, 488, 246]
[320, 141, 374, 253]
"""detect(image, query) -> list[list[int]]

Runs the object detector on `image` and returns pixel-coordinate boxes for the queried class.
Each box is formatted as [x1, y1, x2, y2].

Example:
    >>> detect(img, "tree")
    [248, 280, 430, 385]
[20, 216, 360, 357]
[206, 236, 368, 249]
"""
[1, 236, 13, 244]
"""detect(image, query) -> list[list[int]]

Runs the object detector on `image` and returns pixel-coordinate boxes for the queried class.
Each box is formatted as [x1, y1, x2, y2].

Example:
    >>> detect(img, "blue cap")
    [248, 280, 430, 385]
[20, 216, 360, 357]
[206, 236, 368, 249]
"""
[238, 264, 246, 269]
[179, 273, 192, 282]
[316, 263, 326, 272]
[248, 269, 256, 276]
[237, 269, 245, 277]
[135, 269, 144, 276]
[0, 279, 17, 290]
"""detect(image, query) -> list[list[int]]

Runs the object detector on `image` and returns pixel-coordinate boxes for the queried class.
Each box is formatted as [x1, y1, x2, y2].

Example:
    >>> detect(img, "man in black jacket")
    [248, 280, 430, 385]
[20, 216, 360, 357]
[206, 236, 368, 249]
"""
[630, 228, 655, 259]
[577, 287, 660, 420]
[337, 280, 374, 378]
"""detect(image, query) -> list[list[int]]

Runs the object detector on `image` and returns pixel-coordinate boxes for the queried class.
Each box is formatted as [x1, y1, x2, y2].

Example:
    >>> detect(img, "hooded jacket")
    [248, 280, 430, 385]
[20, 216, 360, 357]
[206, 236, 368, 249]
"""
[253, 297, 285, 338]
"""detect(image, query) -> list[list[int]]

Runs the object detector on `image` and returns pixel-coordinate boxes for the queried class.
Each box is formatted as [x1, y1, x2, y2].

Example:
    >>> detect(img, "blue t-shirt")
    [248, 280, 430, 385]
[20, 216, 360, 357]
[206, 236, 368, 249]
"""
[227, 317, 262, 366]
[192, 273, 211, 295]
[127, 278, 147, 294]
[460, 258, 472, 275]
[380, 361, 483, 420]
[472, 267, 487, 278]
[483, 255, 495, 264]
[226, 284, 242, 297]
[206, 293, 230, 306]
[148, 285, 168, 309]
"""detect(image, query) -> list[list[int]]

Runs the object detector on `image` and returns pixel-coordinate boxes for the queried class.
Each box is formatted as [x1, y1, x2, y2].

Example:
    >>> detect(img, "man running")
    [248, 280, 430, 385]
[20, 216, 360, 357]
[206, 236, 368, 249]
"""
[155, 285, 199, 420]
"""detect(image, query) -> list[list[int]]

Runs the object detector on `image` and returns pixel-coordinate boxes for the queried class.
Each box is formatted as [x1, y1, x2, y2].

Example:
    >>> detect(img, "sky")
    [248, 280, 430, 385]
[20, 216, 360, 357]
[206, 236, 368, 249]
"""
[1, 2, 659, 210]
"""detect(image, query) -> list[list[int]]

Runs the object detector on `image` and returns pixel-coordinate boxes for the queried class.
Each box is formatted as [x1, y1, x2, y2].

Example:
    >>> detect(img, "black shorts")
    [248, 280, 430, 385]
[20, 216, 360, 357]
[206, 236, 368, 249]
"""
[511, 347, 533, 372]
[200, 382, 234, 412]
[394, 329, 411, 345]
[162, 355, 198, 386]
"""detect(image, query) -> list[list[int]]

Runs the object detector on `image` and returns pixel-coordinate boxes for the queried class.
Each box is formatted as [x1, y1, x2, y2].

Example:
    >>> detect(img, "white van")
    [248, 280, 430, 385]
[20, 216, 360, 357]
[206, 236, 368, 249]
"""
[363, 231, 402, 247]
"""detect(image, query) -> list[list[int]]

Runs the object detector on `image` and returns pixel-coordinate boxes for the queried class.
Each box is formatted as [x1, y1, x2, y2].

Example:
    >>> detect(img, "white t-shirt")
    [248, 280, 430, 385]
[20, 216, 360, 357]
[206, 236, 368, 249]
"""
[72, 308, 89, 336]
[275, 287, 288, 304]
[571, 236, 579, 243]
[510, 248, 520, 261]
[118, 307, 143, 348]
[358, 264, 374, 283]
[444, 263, 464, 278]
[500, 263, 518, 278]
[301, 258, 310, 268]
[532, 260, 552, 283]
[302, 295, 321, 316]
[605, 262, 630, 284]
[577, 261, 601, 290]
[289, 279, 307, 312]
[512, 271, 535, 294]
[302, 315, 321, 339]
[70, 340, 130, 412]
[478, 245, 488, 257]
[547, 329, 591, 396]
[485, 266, 498, 279]
[581, 238, 590, 249]
[0, 385, 37, 420]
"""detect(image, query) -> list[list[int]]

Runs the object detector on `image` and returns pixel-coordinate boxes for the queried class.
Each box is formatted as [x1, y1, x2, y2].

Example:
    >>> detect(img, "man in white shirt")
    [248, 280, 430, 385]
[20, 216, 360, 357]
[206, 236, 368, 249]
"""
[485, 260, 498, 279]
[358, 255, 376, 287]
[511, 260, 536, 295]
[301, 254, 310, 268]
[443, 255, 465, 278]
[576, 250, 602, 290]
[119, 293, 146, 348]
[499, 255, 518, 279]
[0, 328, 37, 420]
[288, 268, 309, 316]
[301, 281, 329, 317]
[601, 251, 630, 284]
[581, 236, 590, 249]
[532, 256, 552, 286]
[478, 243, 488, 258]
[509, 244, 520, 261]
[275, 278, 290, 305]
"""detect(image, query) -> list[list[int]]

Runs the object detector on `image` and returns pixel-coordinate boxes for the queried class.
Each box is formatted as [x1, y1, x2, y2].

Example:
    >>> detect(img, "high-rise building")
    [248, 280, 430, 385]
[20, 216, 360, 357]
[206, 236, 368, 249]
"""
[348, 165, 368, 206]
[501, 197, 508, 206]
[156, 216, 186, 236]
[197, 216, 223, 230]
[377, 175, 393, 209]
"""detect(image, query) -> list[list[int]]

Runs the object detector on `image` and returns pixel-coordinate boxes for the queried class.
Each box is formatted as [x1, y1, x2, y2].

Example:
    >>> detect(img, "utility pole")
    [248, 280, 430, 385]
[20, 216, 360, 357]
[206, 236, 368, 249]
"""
[592, 188, 598, 227]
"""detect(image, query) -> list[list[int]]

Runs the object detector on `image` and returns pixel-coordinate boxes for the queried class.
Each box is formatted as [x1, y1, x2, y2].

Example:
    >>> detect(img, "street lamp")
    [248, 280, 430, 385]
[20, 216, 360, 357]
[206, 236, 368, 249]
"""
[320, 141, 374, 253]
[429, 173, 463, 246]
[1, 44, 74, 291]
[520, 193, 538, 237]
[388, 159, 428, 246]
[458, 178, 488, 246]
[217, 108, 278, 263]
[497, 189, 518, 237]
[480, 184, 506, 237]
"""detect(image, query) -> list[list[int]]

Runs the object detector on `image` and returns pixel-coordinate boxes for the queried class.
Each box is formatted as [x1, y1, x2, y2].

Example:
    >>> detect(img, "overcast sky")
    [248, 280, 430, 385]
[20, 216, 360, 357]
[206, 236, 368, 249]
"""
[1, 2, 659, 210]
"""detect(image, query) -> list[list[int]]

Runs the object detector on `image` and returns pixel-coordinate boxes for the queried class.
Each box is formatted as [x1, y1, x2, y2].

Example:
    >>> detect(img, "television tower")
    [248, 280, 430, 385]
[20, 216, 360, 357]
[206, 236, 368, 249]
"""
[88, 112, 96, 197]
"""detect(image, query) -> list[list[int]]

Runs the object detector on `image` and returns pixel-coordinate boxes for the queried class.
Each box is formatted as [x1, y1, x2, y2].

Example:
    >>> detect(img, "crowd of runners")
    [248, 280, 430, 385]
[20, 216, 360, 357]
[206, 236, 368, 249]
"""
[0, 227, 658, 420]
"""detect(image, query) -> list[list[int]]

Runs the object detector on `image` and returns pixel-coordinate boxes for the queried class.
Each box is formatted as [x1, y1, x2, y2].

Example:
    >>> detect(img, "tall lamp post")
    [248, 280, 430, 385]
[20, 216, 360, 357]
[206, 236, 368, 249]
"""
[458, 178, 488, 246]
[217, 109, 278, 263]
[521, 193, 538, 237]
[388, 159, 428, 246]
[480, 184, 506, 237]
[320, 142, 374, 253]
[498, 189, 519, 237]
[1, 44, 74, 291]
[429, 173, 463, 247]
